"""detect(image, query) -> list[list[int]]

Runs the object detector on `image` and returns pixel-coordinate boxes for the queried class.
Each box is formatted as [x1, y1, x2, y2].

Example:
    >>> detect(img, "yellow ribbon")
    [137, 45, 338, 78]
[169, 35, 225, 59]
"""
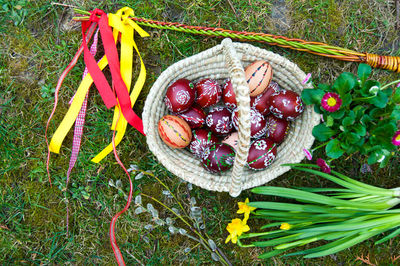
[91, 7, 149, 163]
[49, 7, 149, 164]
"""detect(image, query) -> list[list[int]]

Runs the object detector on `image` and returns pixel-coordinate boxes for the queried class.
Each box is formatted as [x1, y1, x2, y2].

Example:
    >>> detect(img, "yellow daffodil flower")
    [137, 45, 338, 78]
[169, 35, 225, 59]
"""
[225, 218, 250, 244]
[280, 223, 291, 230]
[237, 198, 256, 222]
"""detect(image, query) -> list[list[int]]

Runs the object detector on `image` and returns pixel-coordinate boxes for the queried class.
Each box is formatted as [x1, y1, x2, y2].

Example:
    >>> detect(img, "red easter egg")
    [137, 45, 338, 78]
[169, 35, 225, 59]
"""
[205, 106, 233, 135]
[177, 105, 206, 129]
[232, 108, 268, 139]
[250, 81, 281, 115]
[266, 115, 290, 144]
[189, 129, 219, 158]
[201, 143, 236, 173]
[247, 138, 277, 170]
[269, 89, 304, 121]
[195, 78, 222, 108]
[222, 131, 239, 151]
[222, 79, 237, 109]
[164, 79, 195, 113]
[244, 60, 273, 97]
[158, 115, 192, 148]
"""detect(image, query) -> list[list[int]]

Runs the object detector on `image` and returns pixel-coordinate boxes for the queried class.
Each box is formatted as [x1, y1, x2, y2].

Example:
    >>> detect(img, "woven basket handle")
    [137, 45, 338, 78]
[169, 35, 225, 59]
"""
[221, 38, 251, 197]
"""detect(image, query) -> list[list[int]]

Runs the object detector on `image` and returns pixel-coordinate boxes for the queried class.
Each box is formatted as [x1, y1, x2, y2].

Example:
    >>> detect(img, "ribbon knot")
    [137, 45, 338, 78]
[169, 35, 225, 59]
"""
[89, 8, 104, 22]
[116, 7, 134, 25]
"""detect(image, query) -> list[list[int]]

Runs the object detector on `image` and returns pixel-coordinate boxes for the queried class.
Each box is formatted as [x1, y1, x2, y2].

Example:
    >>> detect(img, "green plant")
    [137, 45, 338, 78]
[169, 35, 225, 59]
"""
[301, 64, 400, 167]
[233, 164, 400, 259]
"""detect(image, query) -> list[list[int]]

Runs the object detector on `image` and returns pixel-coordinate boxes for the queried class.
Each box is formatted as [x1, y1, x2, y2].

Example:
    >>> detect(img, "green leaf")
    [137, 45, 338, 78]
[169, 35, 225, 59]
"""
[353, 105, 366, 120]
[325, 139, 344, 159]
[361, 114, 372, 125]
[393, 86, 400, 103]
[258, 248, 289, 259]
[301, 89, 325, 105]
[346, 132, 361, 144]
[391, 105, 400, 120]
[314, 105, 323, 114]
[342, 117, 354, 127]
[312, 124, 337, 141]
[370, 91, 389, 108]
[326, 115, 334, 127]
[341, 93, 352, 106]
[317, 83, 331, 92]
[304, 229, 387, 258]
[330, 109, 345, 119]
[375, 227, 400, 244]
[353, 124, 366, 136]
[357, 64, 371, 84]
[361, 80, 380, 97]
[333, 72, 357, 96]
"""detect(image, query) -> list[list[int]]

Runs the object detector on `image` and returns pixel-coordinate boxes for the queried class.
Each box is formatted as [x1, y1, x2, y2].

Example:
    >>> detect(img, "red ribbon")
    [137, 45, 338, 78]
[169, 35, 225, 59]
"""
[81, 9, 145, 134]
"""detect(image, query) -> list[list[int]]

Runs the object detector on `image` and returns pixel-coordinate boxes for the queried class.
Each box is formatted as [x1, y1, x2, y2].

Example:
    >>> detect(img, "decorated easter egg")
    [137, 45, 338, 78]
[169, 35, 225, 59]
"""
[247, 138, 277, 170]
[158, 115, 192, 148]
[244, 60, 273, 97]
[164, 79, 195, 113]
[222, 79, 237, 109]
[189, 129, 219, 158]
[250, 80, 281, 115]
[232, 108, 268, 139]
[266, 115, 290, 144]
[177, 104, 206, 129]
[269, 89, 304, 121]
[195, 78, 222, 108]
[222, 131, 239, 151]
[205, 106, 233, 135]
[201, 143, 236, 173]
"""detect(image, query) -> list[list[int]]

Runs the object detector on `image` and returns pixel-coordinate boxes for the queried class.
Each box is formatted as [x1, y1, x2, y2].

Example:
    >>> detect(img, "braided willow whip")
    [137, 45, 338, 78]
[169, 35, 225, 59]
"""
[73, 10, 400, 73]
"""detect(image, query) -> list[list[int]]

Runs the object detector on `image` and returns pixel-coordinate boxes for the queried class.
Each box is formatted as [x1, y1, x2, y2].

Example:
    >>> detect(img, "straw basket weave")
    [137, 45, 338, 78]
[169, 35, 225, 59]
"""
[143, 38, 320, 197]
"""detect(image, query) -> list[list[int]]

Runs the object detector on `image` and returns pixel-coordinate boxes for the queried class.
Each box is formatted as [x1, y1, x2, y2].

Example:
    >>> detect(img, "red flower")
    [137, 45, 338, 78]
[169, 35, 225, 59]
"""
[392, 130, 400, 146]
[317, 158, 331, 174]
[321, 92, 342, 112]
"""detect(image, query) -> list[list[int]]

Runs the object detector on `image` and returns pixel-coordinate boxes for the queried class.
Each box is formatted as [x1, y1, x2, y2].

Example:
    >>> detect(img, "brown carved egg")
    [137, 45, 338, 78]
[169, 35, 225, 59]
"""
[244, 60, 273, 97]
[205, 106, 233, 135]
[158, 115, 192, 148]
[250, 81, 281, 115]
[164, 78, 195, 113]
[201, 143, 236, 173]
[222, 131, 239, 151]
[189, 129, 219, 158]
[195, 78, 222, 108]
[177, 104, 206, 129]
[222, 79, 237, 109]
[247, 138, 277, 170]
[266, 115, 290, 144]
[269, 89, 304, 121]
[232, 108, 268, 139]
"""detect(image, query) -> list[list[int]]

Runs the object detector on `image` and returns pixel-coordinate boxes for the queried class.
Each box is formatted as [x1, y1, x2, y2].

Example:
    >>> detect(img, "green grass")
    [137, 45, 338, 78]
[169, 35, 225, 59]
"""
[1, 0, 399, 264]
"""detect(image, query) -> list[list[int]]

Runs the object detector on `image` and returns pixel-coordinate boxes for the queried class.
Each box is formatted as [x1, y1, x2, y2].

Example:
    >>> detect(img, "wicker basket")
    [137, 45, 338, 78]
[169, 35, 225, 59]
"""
[143, 38, 320, 197]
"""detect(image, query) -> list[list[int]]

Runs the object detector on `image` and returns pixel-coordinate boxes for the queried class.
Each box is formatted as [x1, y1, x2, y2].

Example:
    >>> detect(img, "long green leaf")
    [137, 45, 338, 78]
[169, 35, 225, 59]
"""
[331, 170, 395, 195]
[284, 233, 360, 257]
[304, 228, 388, 258]
[291, 167, 394, 197]
[375, 226, 400, 244]
[251, 186, 390, 210]
[258, 248, 290, 259]
[299, 214, 400, 232]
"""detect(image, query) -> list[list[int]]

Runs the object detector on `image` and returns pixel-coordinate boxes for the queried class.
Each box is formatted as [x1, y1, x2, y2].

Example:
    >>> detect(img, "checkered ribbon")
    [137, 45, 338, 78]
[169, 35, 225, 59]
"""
[66, 29, 100, 183]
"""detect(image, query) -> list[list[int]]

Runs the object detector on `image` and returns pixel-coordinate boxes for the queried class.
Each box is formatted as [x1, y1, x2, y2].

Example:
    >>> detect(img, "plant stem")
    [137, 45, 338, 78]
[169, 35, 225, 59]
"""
[311, 142, 329, 152]
[380, 79, 400, 90]
[140, 193, 230, 265]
